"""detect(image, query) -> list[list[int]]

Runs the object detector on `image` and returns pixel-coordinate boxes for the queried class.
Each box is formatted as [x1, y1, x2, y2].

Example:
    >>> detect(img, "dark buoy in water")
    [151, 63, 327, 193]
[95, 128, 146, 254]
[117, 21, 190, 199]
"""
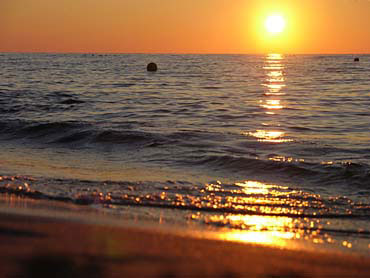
[354, 57, 360, 62]
[147, 62, 158, 72]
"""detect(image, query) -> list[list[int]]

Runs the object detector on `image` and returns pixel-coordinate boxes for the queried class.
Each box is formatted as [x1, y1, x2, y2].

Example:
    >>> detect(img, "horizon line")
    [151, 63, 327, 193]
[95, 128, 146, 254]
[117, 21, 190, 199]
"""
[1, 51, 369, 55]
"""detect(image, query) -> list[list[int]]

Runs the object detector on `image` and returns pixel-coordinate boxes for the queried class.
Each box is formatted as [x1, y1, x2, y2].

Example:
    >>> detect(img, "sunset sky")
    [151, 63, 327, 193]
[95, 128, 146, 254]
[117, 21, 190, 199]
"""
[1, 0, 370, 54]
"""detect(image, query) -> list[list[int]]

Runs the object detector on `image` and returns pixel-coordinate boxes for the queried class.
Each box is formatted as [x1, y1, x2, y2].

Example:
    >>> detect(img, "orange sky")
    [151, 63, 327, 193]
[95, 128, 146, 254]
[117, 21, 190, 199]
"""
[1, 0, 370, 54]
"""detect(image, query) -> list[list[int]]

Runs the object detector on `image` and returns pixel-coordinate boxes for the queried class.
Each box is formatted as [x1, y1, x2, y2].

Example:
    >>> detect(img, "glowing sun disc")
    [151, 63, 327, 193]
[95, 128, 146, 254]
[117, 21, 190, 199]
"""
[265, 15, 286, 34]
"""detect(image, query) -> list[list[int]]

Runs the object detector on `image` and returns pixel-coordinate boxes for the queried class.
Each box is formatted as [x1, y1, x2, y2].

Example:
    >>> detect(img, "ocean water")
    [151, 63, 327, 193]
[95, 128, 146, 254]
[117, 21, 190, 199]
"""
[0, 53, 369, 254]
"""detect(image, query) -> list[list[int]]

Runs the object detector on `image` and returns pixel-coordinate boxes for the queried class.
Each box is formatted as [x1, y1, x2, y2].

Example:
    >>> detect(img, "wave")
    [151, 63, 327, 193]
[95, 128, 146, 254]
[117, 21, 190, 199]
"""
[59, 99, 85, 105]
[0, 119, 172, 148]
[0, 119, 227, 148]
[0, 120, 85, 140]
[0, 175, 368, 221]
[189, 154, 370, 189]
[0, 169, 369, 245]
[0, 119, 369, 190]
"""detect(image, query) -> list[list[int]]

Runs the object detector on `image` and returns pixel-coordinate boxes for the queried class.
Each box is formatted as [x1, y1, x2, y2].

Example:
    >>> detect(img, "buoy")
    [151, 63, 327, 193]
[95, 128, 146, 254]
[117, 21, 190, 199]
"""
[354, 57, 359, 62]
[147, 62, 158, 72]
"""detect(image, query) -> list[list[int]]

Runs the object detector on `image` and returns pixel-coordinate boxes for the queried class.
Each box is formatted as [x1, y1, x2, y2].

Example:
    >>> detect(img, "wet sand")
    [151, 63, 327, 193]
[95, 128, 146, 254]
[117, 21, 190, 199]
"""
[0, 197, 369, 278]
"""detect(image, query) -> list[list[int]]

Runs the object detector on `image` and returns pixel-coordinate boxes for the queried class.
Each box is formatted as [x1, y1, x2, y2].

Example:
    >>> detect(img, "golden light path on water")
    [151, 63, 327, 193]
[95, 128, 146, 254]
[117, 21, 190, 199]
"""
[224, 55, 326, 248]
[246, 130, 292, 143]
[203, 181, 290, 247]
[186, 180, 342, 250]
[212, 183, 298, 248]
[217, 215, 296, 248]
[261, 54, 286, 113]
[244, 53, 292, 144]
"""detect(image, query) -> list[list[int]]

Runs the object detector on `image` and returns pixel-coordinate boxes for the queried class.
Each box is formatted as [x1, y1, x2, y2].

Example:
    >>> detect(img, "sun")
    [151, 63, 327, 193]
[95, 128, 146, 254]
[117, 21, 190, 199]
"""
[265, 15, 286, 34]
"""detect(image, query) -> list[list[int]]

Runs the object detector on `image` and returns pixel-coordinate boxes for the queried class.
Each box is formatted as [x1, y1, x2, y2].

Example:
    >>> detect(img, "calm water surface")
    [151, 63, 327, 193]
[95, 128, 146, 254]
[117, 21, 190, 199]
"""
[0, 53, 369, 254]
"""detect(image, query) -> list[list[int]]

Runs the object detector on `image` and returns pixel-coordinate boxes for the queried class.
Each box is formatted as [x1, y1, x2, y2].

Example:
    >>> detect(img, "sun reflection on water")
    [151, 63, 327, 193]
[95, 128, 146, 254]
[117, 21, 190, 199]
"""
[261, 53, 286, 106]
[266, 53, 284, 60]
[216, 215, 296, 247]
[245, 130, 293, 143]
[245, 54, 292, 143]
[260, 99, 284, 109]
[185, 178, 352, 250]
[235, 180, 271, 195]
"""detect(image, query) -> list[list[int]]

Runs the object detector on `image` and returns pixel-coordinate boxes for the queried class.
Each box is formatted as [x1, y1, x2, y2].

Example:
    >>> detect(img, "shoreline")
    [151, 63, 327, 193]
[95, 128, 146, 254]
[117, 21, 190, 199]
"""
[0, 195, 369, 277]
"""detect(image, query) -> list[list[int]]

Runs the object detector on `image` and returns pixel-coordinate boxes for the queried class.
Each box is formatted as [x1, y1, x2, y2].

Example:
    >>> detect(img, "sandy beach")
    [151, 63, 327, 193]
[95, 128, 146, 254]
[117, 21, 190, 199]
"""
[0, 196, 369, 278]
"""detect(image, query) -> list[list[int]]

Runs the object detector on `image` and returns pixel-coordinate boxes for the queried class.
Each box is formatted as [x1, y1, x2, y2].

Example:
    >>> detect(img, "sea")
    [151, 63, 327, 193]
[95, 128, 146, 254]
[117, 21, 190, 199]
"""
[0, 53, 369, 255]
